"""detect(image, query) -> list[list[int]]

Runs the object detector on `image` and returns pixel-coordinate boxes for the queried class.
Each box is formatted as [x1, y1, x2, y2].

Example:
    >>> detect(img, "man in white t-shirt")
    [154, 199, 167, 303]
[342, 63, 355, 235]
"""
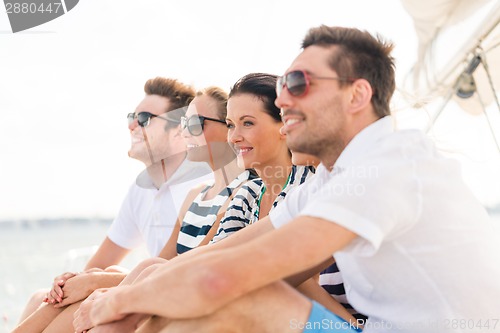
[73, 27, 500, 333]
[17, 77, 211, 325]
[100, 77, 211, 262]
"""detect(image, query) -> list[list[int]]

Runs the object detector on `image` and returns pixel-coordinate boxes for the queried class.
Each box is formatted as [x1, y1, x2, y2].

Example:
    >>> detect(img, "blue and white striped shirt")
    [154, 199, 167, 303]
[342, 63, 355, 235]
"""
[211, 165, 315, 243]
[176, 170, 257, 254]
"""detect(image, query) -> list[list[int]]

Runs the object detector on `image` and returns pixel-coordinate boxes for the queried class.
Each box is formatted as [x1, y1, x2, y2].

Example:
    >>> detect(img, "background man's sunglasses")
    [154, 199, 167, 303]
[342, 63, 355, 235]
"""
[181, 115, 226, 136]
[276, 69, 354, 97]
[127, 111, 180, 127]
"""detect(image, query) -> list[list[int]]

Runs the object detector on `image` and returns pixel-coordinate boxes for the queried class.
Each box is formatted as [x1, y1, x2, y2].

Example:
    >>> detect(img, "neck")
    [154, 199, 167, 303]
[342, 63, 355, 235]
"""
[320, 145, 345, 171]
[322, 112, 380, 170]
[212, 158, 245, 191]
[146, 152, 186, 189]
[255, 159, 292, 198]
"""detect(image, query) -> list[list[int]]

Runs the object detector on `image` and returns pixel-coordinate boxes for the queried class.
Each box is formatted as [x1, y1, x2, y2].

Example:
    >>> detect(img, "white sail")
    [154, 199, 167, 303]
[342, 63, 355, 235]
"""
[401, 0, 500, 115]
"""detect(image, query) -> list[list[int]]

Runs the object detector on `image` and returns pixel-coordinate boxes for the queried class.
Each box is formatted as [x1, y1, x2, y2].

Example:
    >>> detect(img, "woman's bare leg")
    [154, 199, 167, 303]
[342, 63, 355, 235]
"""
[41, 301, 82, 333]
[17, 289, 49, 323]
[12, 303, 65, 333]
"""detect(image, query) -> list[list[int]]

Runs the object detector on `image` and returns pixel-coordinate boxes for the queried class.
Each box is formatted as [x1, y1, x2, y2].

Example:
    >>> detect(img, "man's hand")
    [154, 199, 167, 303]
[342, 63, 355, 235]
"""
[73, 287, 127, 333]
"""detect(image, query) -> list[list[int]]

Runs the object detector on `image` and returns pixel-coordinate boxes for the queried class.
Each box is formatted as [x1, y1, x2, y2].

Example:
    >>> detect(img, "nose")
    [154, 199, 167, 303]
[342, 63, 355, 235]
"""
[227, 127, 242, 144]
[275, 86, 293, 110]
[128, 117, 139, 131]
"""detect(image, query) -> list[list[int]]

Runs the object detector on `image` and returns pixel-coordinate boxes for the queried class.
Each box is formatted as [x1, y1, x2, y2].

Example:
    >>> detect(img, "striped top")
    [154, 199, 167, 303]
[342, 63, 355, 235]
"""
[319, 263, 367, 323]
[211, 165, 315, 243]
[176, 170, 257, 255]
[272, 165, 315, 209]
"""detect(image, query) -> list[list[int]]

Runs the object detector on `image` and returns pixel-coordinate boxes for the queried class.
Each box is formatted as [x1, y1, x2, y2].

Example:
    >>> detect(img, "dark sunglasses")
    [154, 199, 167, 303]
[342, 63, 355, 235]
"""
[127, 111, 180, 128]
[276, 69, 354, 97]
[181, 115, 226, 136]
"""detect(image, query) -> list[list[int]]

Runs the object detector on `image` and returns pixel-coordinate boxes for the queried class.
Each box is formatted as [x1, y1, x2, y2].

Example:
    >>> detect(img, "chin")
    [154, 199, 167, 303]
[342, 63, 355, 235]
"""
[128, 150, 138, 159]
[236, 156, 248, 169]
[187, 150, 208, 163]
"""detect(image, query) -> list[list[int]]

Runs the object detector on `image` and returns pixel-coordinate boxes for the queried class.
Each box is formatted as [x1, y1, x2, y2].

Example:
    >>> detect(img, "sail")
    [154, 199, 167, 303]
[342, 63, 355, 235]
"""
[401, 0, 500, 115]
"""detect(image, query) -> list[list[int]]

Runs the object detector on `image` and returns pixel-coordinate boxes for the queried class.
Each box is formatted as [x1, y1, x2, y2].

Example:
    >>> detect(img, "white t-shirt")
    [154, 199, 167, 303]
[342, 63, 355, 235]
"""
[270, 116, 500, 332]
[108, 159, 212, 256]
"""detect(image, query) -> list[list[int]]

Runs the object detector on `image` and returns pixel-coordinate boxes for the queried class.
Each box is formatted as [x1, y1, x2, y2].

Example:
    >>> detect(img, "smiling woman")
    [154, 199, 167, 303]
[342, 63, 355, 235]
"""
[212, 73, 316, 243]
[226, 73, 293, 220]
[161, 86, 259, 256]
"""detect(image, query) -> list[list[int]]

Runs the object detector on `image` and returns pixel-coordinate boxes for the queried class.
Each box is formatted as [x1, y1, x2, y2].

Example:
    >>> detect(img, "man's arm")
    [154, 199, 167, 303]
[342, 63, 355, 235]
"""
[72, 217, 275, 330]
[296, 278, 357, 324]
[85, 237, 130, 270]
[157, 216, 276, 265]
[84, 216, 356, 325]
[285, 257, 334, 287]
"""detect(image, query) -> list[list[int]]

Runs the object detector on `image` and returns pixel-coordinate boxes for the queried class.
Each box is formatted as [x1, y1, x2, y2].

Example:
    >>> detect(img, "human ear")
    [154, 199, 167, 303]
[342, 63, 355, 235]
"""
[349, 79, 373, 114]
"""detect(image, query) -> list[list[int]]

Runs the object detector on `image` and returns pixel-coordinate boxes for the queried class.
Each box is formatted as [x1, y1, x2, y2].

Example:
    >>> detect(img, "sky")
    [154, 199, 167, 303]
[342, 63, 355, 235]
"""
[1, 0, 499, 220]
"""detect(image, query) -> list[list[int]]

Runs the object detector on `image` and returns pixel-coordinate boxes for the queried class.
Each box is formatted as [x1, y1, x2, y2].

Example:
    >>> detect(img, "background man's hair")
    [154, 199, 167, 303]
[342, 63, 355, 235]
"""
[144, 77, 196, 125]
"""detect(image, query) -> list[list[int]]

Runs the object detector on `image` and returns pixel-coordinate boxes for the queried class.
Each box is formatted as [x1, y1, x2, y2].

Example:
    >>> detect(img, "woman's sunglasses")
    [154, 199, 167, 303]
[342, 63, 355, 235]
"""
[127, 111, 179, 128]
[181, 115, 226, 136]
[276, 69, 354, 97]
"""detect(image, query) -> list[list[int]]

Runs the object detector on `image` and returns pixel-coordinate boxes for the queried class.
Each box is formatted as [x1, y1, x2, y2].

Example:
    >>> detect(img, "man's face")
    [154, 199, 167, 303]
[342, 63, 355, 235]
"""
[276, 45, 350, 167]
[128, 94, 180, 166]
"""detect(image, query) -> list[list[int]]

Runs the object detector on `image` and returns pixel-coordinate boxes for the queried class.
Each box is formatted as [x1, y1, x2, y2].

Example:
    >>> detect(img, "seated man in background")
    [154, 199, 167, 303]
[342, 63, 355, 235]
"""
[16, 77, 211, 328]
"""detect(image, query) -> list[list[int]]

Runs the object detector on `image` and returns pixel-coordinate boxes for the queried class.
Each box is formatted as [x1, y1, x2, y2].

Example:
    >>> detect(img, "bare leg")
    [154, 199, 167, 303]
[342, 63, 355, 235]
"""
[41, 301, 82, 333]
[89, 313, 148, 333]
[12, 303, 64, 333]
[17, 289, 49, 323]
[136, 316, 170, 333]
[120, 258, 168, 286]
[156, 281, 312, 333]
[104, 265, 131, 273]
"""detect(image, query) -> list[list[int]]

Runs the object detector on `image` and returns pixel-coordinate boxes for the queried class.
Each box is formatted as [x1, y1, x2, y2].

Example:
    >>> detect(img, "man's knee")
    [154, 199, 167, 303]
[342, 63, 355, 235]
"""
[137, 257, 168, 271]
[104, 265, 129, 273]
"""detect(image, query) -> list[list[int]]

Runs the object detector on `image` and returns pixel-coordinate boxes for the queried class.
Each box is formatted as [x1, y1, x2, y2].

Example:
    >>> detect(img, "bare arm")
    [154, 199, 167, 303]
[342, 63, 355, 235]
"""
[80, 216, 356, 325]
[46, 237, 128, 305]
[157, 221, 181, 260]
[15, 272, 127, 333]
[159, 216, 276, 266]
[85, 237, 130, 270]
[158, 185, 205, 260]
[296, 278, 356, 324]
[285, 257, 334, 287]
[72, 218, 275, 330]
[73, 219, 275, 332]
[55, 271, 127, 307]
